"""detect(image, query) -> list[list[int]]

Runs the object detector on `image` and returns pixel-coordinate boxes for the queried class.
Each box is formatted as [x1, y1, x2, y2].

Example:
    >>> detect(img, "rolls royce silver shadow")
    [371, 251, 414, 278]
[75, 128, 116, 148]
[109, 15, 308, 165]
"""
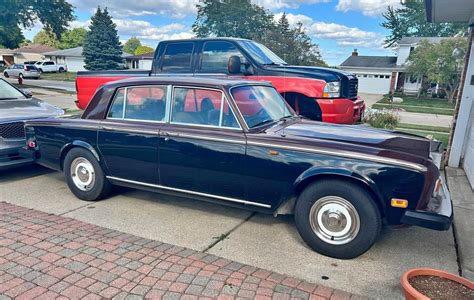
[21, 77, 452, 259]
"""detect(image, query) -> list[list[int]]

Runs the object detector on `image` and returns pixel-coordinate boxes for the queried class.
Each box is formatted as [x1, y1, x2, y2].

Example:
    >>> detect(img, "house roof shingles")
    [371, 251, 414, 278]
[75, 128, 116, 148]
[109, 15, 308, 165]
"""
[14, 44, 57, 54]
[44, 46, 133, 58]
[340, 55, 397, 69]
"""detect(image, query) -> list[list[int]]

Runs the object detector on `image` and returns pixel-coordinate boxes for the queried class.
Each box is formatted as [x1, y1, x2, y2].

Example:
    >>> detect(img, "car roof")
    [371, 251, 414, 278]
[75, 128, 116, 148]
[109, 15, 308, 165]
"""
[104, 76, 272, 90]
[159, 37, 252, 44]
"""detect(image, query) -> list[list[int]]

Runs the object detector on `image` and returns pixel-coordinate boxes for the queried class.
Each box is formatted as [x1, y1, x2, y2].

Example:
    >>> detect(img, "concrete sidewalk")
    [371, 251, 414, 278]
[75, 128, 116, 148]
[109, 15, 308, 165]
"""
[5, 77, 76, 93]
[0, 202, 362, 299]
[446, 167, 474, 280]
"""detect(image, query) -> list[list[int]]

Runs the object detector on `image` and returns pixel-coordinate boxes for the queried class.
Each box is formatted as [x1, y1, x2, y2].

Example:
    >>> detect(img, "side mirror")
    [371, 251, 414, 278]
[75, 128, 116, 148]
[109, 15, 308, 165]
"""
[21, 89, 33, 98]
[228, 56, 241, 74]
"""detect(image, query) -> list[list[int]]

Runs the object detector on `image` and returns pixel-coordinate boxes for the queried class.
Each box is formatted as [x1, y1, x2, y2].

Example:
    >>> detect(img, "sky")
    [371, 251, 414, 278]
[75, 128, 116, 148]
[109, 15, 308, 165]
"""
[23, 0, 402, 66]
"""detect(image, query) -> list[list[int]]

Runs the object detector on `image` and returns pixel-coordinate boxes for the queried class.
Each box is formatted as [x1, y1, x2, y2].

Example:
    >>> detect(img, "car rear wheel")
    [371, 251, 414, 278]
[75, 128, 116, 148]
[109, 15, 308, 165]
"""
[3, 72, 9, 78]
[58, 67, 65, 73]
[38, 68, 43, 73]
[63, 148, 112, 201]
[294, 179, 381, 259]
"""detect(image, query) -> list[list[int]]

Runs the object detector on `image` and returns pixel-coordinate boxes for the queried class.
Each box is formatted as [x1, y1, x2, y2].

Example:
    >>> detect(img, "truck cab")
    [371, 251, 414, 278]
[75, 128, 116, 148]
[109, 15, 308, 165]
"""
[76, 38, 364, 124]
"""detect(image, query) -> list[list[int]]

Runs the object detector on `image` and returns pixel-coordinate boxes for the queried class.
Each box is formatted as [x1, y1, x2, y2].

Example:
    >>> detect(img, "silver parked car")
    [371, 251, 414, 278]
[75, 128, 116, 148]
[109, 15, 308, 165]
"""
[0, 79, 63, 170]
[3, 64, 41, 79]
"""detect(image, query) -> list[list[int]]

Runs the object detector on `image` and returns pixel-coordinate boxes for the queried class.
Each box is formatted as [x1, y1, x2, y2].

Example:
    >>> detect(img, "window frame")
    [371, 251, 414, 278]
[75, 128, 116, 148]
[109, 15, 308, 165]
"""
[106, 85, 170, 123]
[160, 42, 195, 73]
[169, 85, 242, 131]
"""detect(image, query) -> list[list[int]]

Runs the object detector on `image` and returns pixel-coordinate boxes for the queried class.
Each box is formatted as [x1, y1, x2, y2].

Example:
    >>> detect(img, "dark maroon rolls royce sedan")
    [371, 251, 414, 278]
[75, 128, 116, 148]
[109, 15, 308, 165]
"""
[21, 77, 452, 259]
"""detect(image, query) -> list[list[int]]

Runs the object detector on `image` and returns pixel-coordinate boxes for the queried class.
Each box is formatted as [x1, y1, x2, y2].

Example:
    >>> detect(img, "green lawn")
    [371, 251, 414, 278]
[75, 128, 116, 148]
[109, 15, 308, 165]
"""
[40, 72, 77, 81]
[372, 96, 455, 115]
[396, 123, 451, 133]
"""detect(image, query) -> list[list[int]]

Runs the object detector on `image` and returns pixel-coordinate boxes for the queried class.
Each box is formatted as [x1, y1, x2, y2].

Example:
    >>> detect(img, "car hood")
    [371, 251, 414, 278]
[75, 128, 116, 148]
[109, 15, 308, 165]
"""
[0, 98, 64, 123]
[276, 119, 431, 158]
[264, 65, 355, 82]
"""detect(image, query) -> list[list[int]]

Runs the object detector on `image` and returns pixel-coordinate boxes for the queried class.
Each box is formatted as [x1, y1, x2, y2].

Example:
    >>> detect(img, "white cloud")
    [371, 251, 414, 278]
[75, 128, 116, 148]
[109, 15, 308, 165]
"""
[274, 13, 384, 49]
[335, 0, 402, 17]
[69, 0, 198, 19]
[113, 19, 194, 43]
[254, 0, 329, 10]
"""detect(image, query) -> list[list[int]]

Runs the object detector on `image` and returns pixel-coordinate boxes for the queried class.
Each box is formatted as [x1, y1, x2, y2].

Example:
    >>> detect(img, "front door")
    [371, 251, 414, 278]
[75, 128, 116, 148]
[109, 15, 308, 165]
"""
[98, 85, 168, 184]
[159, 86, 247, 201]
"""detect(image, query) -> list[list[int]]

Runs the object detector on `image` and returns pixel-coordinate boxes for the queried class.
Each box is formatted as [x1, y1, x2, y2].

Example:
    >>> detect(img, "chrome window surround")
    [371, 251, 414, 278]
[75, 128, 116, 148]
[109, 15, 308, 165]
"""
[169, 85, 242, 131]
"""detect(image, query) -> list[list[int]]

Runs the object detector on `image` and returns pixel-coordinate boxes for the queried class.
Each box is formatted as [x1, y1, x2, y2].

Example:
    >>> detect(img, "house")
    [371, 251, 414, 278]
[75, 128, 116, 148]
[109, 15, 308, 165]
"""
[13, 44, 57, 64]
[340, 37, 448, 95]
[0, 48, 15, 66]
[43, 47, 133, 72]
[125, 52, 154, 70]
[426, 0, 474, 188]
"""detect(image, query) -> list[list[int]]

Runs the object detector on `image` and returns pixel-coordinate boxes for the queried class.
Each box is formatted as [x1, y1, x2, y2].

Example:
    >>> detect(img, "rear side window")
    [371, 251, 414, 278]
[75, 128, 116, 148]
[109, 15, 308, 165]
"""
[161, 43, 194, 73]
[199, 41, 244, 73]
[107, 86, 168, 122]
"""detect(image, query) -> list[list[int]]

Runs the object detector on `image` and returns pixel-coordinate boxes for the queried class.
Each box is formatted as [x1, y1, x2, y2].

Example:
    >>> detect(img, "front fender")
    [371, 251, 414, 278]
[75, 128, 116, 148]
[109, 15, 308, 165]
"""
[293, 167, 386, 211]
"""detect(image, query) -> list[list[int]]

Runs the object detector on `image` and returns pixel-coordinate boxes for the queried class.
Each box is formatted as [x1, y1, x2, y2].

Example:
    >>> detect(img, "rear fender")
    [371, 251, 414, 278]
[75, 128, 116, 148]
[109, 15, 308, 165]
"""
[59, 140, 101, 170]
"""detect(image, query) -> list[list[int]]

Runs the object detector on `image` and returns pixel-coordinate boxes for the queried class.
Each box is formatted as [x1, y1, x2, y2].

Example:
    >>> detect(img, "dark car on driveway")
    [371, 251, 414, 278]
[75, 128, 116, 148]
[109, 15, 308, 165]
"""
[0, 79, 63, 169]
[22, 77, 452, 258]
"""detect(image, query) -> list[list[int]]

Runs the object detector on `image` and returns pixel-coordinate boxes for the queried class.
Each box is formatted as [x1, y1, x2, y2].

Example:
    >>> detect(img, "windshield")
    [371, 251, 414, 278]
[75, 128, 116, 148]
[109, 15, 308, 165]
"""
[231, 85, 294, 128]
[237, 40, 287, 65]
[0, 79, 26, 100]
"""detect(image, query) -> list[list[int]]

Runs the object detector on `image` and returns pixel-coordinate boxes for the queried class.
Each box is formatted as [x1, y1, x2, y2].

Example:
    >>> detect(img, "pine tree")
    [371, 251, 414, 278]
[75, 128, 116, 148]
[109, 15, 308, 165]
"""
[83, 7, 123, 70]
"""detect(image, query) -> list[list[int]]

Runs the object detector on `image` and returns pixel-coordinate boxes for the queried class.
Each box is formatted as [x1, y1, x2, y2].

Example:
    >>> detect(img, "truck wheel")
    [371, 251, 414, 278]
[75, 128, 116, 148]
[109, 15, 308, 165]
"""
[63, 148, 112, 201]
[3, 72, 9, 78]
[58, 67, 64, 73]
[294, 179, 381, 259]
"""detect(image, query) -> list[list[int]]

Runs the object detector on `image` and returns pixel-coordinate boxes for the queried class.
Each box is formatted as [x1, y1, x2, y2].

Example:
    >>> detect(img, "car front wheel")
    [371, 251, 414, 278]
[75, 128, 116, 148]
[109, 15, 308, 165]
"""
[63, 148, 112, 201]
[295, 179, 381, 259]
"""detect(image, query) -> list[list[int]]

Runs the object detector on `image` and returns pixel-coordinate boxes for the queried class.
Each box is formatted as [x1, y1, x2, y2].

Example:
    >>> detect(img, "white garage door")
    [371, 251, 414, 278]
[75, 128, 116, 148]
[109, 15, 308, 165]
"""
[462, 106, 474, 189]
[66, 57, 86, 72]
[356, 75, 391, 94]
[138, 60, 152, 70]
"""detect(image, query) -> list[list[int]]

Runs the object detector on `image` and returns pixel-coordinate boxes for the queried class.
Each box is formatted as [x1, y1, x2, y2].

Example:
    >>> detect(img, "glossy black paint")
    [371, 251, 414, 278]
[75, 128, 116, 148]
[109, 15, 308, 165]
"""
[25, 77, 443, 227]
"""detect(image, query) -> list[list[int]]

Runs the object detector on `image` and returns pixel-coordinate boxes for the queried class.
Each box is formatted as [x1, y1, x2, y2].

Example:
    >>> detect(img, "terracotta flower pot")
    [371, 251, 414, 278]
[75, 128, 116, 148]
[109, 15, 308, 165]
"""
[400, 268, 474, 300]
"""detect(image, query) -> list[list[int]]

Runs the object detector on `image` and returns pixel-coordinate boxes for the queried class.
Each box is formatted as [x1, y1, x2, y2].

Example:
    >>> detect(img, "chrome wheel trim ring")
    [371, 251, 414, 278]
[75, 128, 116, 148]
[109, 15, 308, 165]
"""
[309, 196, 360, 245]
[70, 157, 95, 192]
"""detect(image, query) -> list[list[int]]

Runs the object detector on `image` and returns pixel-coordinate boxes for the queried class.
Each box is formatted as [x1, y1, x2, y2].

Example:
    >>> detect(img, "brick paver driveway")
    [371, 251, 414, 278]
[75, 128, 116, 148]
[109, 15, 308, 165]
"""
[0, 202, 363, 299]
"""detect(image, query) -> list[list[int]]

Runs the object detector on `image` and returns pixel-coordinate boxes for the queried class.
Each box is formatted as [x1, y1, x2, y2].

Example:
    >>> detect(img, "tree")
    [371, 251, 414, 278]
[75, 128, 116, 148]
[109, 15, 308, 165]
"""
[134, 45, 154, 55]
[407, 38, 467, 102]
[0, 0, 73, 48]
[260, 14, 325, 66]
[193, 0, 274, 40]
[123, 37, 141, 55]
[59, 28, 87, 49]
[83, 7, 123, 71]
[33, 30, 60, 48]
[382, 0, 465, 47]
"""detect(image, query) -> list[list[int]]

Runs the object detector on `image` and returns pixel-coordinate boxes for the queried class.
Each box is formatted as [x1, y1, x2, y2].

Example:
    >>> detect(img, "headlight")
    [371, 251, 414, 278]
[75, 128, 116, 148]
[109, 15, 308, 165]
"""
[323, 81, 340, 98]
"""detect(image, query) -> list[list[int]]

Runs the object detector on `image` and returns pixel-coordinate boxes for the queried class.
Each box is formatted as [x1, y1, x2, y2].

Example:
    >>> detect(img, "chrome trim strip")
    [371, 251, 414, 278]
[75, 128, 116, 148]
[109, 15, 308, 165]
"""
[106, 176, 271, 208]
[101, 126, 158, 135]
[171, 133, 246, 145]
[247, 141, 427, 172]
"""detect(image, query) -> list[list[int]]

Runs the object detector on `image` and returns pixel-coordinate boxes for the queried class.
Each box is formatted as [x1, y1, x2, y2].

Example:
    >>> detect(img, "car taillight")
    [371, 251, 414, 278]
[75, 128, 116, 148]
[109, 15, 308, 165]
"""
[27, 139, 36, 149]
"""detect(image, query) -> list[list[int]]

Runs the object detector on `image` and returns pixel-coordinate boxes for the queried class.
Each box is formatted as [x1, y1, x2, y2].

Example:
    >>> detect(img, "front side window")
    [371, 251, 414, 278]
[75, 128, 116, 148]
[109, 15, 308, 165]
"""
[0, 79, 26, 100]
[171, 87, 239, 128]
[161, 43, 194, 72]
[231, 85, 293, 128]
[107, 86, 168, 122]
[199, 41, 244, 73]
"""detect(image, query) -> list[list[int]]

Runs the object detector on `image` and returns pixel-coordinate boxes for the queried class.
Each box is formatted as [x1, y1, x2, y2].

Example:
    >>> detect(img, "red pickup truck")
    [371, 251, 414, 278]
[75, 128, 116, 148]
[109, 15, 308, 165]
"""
[76, 38, 365, 124]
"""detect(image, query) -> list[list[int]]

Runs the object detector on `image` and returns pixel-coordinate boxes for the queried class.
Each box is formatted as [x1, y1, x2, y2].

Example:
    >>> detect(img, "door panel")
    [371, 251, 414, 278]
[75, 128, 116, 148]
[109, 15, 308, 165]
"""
[159, 125, 246, 199]
[98, 120, 160, 184]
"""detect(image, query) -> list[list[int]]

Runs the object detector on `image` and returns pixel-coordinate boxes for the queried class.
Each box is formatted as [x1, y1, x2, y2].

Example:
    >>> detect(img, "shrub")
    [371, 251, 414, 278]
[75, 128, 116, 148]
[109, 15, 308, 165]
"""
[364, 108, 400, 130]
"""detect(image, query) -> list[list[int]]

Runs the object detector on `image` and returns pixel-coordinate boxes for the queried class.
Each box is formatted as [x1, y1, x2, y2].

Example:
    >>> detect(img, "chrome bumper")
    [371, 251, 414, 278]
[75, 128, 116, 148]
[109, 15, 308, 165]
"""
[400, 177, 453, 231]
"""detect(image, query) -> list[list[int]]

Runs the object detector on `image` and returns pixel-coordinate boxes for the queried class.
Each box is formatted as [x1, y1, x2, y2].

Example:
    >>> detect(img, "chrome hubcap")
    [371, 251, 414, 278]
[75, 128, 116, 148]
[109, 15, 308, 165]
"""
[70, 157, 95, 191]
[309, 196, 360, 245]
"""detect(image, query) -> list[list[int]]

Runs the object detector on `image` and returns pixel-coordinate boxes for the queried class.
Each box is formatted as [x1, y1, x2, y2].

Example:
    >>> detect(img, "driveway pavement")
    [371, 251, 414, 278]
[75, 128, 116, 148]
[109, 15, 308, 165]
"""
[29, 88, 77, 110]
[0, 166, 460, 298]
[1, 202, 358, 299]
